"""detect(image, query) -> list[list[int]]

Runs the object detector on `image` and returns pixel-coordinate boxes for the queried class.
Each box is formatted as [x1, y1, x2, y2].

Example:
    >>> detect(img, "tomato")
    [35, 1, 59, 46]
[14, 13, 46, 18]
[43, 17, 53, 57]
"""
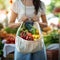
[26, 36, 29, 40]
[27, 32, 32, 36]
[6, 35, 15, 44]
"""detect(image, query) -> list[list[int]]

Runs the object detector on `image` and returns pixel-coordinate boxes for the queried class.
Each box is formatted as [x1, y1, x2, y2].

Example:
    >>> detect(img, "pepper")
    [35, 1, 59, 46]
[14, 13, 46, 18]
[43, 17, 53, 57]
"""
[33, 34, 40, 41]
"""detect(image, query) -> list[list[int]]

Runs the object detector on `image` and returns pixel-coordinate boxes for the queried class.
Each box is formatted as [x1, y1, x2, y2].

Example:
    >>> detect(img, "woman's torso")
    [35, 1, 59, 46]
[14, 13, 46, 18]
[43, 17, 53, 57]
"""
[12, 0, 44, 22]
[18, 0, 35, 21]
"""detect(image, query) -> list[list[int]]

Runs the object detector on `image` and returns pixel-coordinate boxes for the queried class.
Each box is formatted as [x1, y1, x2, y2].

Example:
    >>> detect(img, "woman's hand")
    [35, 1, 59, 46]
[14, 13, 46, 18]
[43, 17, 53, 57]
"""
[21, 15, 28, 22]
[8, 15, 28, 28]
[32, 15, 39, 22]
[8, 22, 21, 28]
[39, 22, 47, 27]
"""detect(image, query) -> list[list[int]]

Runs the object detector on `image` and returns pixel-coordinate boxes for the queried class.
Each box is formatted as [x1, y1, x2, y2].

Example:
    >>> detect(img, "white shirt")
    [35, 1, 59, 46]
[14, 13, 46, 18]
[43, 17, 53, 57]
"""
[11, 0, 45, 22]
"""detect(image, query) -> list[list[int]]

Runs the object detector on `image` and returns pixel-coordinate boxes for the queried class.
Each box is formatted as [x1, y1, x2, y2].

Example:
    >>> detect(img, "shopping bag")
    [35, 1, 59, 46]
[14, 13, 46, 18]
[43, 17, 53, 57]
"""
[15, 21, 43, 54]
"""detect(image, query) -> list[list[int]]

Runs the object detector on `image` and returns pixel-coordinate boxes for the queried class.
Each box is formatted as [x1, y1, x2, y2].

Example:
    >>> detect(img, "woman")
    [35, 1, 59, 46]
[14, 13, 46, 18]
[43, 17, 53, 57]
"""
[9, 0, 47, 60]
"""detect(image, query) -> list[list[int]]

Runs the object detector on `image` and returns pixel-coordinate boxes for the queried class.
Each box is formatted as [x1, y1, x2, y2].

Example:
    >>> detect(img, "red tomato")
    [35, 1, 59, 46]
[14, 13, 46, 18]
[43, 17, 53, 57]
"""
[26, 36, 29, 40]
[27, 32, 32, 36]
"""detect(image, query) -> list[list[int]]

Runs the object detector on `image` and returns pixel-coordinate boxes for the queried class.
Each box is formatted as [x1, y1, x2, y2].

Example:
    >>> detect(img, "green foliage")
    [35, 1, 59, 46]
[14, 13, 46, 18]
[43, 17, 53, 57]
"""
[4, 27, 18, 34]
[0, 50, 3, 56]
[0, 0, 10, 10]
[0, 0, 5, 9]
[0, 39, 4, 56]
[44, 30, 59, 46]
[46, 0, 60, 14]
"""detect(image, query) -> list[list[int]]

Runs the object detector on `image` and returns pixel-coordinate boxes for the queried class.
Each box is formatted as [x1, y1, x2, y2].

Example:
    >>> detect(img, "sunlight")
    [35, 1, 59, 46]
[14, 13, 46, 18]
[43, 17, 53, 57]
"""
[41, 0, 51, 5]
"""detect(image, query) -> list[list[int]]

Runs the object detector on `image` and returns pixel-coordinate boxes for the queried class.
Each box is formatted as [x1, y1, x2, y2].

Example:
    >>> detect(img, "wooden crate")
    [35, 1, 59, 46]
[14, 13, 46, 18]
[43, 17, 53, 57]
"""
[47, 50, 58, 60]
[2, 52, 14, 60]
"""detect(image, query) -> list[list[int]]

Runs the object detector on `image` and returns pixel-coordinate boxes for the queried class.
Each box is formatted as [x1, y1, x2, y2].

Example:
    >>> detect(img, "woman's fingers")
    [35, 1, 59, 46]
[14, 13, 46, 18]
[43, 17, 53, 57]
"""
[32, 15, 39, 22]
[21, 16, 28, 22]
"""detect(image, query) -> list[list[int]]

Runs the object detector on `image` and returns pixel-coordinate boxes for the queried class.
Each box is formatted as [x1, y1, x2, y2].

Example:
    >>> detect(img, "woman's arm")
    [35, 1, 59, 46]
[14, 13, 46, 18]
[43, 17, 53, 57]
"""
[39, 14, 48, 30]
[8, 10, 21, 28]
[8, 10, 28, 28]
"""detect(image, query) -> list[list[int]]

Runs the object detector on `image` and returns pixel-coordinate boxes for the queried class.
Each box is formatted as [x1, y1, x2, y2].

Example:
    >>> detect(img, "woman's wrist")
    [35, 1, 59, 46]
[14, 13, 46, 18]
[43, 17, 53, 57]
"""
[8, 22, 21, 28]
[39, 22, 47, 27]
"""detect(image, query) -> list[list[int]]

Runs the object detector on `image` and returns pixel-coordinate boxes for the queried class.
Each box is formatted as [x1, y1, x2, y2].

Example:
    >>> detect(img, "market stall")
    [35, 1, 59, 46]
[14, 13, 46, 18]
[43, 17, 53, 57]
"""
[0, 25, 16, 58]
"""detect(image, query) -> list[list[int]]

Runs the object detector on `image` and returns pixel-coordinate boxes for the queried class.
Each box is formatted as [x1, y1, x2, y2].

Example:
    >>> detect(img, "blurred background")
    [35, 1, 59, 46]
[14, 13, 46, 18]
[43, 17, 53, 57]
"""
[0, 0, 60, 60]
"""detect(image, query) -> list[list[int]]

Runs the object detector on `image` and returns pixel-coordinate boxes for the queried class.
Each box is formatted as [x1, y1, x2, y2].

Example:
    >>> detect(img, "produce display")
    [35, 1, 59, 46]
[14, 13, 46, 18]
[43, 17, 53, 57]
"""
[43, 29, 59, 46]
[43, 26, 51, 32]
[19, 21, 40, 41]
[5, 34, 15, 44]
[0, 28, 16, 44]
[0, 30, 8, 38]
[0, 21, 59, 45]
[4, 27, 18, 34]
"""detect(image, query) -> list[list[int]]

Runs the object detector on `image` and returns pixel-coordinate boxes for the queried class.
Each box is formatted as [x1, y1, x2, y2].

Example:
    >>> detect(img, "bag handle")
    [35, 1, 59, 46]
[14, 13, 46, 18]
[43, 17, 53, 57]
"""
[16, 21, 23, 36]
[25, 0, 26, 16]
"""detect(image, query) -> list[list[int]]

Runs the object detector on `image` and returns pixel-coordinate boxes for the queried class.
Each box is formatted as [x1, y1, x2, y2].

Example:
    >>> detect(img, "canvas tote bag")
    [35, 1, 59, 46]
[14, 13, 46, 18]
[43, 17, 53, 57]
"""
[15, 21, 44, 54]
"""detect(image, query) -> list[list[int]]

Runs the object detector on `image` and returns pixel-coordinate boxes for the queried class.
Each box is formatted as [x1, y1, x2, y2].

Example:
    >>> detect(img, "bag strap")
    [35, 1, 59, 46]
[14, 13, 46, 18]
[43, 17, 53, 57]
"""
[25, 0, 26, 16]
[16, 21, 23, 36]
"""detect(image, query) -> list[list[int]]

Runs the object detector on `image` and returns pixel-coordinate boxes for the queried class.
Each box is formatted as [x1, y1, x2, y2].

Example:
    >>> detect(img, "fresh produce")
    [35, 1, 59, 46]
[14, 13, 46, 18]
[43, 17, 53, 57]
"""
[4, 27, 18, 34]
[20, 31, 34, 41]
[19, 21, 40, 41]
[20, 31, 27, 39]
[0, 25, 16, 44]
[25, 21, 34, 26]
[43, 29, 59, 46]
[33, 34, 40, 41]
[26, 32, 34, 40]
[25, 21, 37, 34]
[20, 21, 37, 34]
[0, 30, 8, 38]
[43, 26, 51, 32]
[6, 34, 15, 44]
[0, 28, 16, 43]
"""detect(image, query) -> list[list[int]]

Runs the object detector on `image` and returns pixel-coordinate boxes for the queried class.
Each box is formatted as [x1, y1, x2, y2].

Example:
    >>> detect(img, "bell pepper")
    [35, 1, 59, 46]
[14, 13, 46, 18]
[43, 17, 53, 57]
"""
[33, 34, 40, 41]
